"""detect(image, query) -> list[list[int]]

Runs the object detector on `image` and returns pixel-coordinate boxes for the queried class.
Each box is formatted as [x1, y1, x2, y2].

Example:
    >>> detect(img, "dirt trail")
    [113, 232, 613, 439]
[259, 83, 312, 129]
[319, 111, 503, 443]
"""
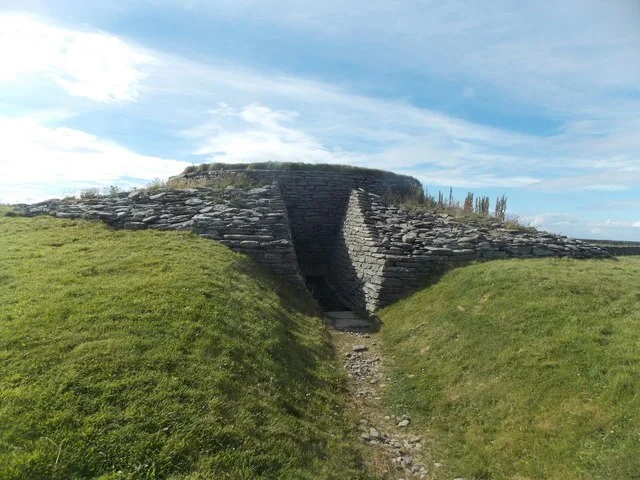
[326, 311, 436, 480]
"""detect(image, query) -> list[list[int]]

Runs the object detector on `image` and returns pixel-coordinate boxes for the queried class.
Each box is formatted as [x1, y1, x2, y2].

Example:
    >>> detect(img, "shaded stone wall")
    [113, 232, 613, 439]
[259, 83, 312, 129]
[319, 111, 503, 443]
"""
[14, 185, 305, 288]
[328, 190, 386, 312]
[183, 169, 421, 276]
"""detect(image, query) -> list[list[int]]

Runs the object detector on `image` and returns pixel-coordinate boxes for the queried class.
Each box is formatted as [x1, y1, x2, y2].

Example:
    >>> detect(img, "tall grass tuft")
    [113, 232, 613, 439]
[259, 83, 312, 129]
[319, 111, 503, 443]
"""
[145, 173, 267, 192]
[382, 186, 525, 228]
[495, 194, 508, 221]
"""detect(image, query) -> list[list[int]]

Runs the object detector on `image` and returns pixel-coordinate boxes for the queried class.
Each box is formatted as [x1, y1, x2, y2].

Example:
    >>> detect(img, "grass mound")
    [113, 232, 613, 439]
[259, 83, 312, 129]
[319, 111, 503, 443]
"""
[380, 257, 640, 479]
[181, 161, 417, 182]
[0, 213, 366, 479]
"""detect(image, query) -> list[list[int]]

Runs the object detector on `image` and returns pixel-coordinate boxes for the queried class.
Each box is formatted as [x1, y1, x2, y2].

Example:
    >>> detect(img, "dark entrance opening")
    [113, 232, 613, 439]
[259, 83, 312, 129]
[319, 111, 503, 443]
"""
[304, 276, 348, 311]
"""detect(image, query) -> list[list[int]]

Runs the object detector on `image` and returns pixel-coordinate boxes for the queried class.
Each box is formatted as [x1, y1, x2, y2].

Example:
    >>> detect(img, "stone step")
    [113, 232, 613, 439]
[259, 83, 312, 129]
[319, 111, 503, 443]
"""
[325, 311, 373, 332]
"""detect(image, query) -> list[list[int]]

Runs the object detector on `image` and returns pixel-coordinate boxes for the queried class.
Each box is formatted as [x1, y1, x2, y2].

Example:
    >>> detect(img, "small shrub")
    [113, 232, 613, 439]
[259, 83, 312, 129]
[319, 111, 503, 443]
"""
[463, 192, 474, 213]
[382, 183, 426, 208]
[384, 186, 512, 226]
[105, 185, 120, 197]
[79, 188, 101, 199]
[475, 196, 490, 216]
[164, 177, 212, 189]
[146, 178, 167, 191]
[503, 214, 535, 232]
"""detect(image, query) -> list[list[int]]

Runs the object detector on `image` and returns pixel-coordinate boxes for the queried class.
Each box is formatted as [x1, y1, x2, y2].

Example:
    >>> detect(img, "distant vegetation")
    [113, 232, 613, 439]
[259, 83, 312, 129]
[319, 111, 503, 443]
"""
[383, 185, 528, 230]
[582, 239, 640, 247]
[146, 172, 264, 192]
[380, 257, 640, 479]
[60, 175, 266, 201]
[0, 214, 368, 479]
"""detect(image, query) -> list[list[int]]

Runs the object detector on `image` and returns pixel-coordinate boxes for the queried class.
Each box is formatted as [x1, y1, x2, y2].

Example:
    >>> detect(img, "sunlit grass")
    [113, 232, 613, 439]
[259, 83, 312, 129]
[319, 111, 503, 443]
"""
[0, 214, 367, 480]
[380, 257, 640, 479]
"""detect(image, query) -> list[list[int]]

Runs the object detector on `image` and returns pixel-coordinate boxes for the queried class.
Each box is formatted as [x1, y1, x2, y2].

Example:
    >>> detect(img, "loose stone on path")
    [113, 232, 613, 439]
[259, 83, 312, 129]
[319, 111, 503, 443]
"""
[328, 313, 428, 479]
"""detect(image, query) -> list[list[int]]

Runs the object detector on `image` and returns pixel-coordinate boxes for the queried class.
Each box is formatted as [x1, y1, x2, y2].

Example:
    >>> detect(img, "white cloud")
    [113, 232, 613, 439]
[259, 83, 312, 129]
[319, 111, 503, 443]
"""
[180, 102, 545, 187]
[135, 0, 639, 195]
[2, 4, 639, 212]
[522, 213, 640, 241]
[172, 0, 640, 115]
[0, 14, 153, 102]
[182, 103, 362, 165]
[605, 219, 640, 229]
[527, 213, 579, 228]
[0, 115, 189, 203]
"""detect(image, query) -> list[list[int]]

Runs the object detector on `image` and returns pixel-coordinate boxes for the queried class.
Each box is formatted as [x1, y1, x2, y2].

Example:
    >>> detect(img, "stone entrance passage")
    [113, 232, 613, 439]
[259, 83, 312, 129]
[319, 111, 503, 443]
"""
[275, 171, 418, 277]
[304, 276, 347, 311]
[184, 167, 421, 313]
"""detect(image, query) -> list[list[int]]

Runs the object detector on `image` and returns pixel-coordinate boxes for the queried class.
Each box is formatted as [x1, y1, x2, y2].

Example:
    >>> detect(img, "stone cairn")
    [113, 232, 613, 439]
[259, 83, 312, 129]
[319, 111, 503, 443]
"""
[11, 166, 612, 313]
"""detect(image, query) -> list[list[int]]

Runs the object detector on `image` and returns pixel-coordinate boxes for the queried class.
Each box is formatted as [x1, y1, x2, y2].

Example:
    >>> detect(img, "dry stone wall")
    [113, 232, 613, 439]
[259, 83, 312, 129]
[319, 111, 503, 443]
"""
[14, 185, 305, 288]
[333, 190, 611, 312]
[328, 190, 387, 312]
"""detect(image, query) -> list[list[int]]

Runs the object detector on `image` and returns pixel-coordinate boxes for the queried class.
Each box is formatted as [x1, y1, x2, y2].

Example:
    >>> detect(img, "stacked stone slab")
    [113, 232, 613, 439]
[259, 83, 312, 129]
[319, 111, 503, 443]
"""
[178, 169, 421, 276]
[330, 189, 611, 312]
[13, 185, 305, 288]
[328, 189, 387, 312]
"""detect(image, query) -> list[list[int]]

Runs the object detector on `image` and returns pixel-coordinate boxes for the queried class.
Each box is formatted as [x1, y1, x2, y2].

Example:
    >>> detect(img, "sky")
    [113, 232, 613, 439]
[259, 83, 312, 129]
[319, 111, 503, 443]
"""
[1, 1, 639, 240]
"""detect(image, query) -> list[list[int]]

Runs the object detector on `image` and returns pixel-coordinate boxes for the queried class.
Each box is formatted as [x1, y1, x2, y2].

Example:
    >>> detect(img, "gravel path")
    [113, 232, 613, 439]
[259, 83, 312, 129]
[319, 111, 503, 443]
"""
[327, 312, 436, 479]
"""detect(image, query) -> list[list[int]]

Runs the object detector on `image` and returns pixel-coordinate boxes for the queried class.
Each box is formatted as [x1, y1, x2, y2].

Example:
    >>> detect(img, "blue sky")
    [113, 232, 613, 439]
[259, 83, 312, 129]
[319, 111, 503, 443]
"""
[1, 1, 639, 240]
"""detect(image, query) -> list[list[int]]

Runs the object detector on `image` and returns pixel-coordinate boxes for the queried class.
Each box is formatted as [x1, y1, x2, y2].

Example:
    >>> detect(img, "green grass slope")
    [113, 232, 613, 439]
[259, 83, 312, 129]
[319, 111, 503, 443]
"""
[380, 257, 640, 480]
[0, 213, 366, 480]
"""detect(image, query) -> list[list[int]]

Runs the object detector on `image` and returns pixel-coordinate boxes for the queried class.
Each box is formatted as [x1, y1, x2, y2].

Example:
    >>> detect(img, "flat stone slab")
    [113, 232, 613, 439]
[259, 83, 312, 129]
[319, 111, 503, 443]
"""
[325, 311, 361, 319]
[325, 311, 373, 332]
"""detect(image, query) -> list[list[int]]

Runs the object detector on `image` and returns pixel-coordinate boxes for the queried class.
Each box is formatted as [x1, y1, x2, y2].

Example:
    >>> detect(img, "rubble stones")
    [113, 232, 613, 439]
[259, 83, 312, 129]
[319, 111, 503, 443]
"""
[341, 331, 427, 478]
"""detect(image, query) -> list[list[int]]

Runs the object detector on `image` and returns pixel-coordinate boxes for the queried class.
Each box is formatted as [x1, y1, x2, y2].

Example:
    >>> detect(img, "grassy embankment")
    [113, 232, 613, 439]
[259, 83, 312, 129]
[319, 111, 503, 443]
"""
[380, 257, 640, 479]
[0, 210, 368, 480]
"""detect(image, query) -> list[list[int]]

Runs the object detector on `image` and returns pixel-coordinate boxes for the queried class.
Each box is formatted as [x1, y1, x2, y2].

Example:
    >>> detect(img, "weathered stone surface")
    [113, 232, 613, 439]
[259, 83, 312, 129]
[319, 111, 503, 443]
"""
[177, 170, 421, 277]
